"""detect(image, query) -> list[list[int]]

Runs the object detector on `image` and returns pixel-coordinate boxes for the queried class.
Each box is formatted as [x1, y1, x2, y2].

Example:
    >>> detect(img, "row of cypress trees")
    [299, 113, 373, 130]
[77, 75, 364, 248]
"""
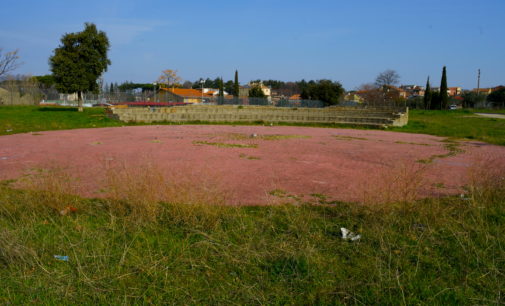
[423, 66, 448, 110]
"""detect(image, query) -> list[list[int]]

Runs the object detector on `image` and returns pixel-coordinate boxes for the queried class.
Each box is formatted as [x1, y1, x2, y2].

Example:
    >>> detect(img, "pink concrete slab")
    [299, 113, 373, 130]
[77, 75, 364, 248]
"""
[0, 125, 503, 205]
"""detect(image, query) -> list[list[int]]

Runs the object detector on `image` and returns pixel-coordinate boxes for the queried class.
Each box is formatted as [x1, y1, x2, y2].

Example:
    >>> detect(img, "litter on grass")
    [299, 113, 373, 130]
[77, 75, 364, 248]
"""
[341, 227, 361, 241]
[54, 255, 69, 261]
[59, 206, 78, 216]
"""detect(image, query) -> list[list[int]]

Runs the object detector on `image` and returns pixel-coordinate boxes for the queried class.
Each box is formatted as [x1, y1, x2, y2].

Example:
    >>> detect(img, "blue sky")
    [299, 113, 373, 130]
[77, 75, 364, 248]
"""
[1, 0, 504, 90]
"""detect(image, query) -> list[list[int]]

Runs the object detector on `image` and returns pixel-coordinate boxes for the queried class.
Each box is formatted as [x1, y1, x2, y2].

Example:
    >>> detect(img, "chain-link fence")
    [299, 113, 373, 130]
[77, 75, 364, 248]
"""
[1, 83, 410, 110]
[38, 90, 328, 108]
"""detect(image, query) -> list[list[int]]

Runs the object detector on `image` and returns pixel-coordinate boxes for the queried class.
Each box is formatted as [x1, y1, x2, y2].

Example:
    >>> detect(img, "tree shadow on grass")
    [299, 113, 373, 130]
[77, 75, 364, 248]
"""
[38, 107, 78, 112]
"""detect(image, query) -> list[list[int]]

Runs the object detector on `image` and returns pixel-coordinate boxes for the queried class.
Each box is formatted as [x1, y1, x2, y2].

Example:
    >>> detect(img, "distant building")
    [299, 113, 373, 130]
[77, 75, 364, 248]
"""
[399, 85, 425, 97]
[448, 87, 462, 96]
[344, 92, 364, 103]
[159, 88, 214, 103]
[59, 92, 79, 101]
[200, 88, 230, 96]
[472, 88, 493, 95]
[383, 85, 408, 99]
[431, 86, 462, 96]
[238, 82, 271, 99]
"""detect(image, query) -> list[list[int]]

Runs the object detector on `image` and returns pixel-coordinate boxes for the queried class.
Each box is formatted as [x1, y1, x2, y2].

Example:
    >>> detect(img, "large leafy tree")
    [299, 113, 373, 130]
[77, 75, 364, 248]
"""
[462, 91, 486, 108]
[49, 23, 110, 111]
[300, 79, 344, 106]
[224, 80, 234, 95]
[487, 86, 505, 108]
[440, 66, 448, 110]
[248, 85, 266, 98]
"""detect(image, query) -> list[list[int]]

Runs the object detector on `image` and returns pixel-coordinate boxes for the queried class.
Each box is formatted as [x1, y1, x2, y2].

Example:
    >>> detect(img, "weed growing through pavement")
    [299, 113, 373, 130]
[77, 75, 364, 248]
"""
[193, 140, 258, 148]
[394, 141, 430, 146]
[226, 133, 311, 141]
[333, 135, 368, 141]
[417, 138, 464, 164]
[239, 153, 261, 160]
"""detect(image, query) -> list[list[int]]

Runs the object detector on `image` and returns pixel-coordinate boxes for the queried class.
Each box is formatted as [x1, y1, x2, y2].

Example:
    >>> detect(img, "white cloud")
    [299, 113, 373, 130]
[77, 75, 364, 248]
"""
[0, 29, 54, 47]
[98, 19, 168, 45]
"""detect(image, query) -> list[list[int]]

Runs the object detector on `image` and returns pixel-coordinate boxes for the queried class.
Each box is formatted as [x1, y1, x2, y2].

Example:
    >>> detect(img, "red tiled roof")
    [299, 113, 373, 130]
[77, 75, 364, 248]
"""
[161, 88, 214, 97]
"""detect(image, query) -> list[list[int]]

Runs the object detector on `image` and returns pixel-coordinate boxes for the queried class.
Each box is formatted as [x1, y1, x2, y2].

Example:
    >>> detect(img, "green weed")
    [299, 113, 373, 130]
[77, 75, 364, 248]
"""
[193, 140, 258, 148]
[239, 153, 261, 160]
[417, 138, 464, 164]
[333, 135, 368, 141]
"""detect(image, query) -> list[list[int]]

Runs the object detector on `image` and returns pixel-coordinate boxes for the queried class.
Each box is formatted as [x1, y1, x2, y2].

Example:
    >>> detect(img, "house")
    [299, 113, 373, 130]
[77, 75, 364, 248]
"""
[472, 88, 492, 95]
[59, 92, 79, 101]
[472, 86, 504, 95]
[399, 85, 425, 97]
[448, 87, 462, 96]
[200, 88, 230, 97]
[159, 88, 214, 103]
[424, 86, 463, 97]
[344, 92, 364, 103]
[238, 82, 271, 99]
[383, 85, 408, 99]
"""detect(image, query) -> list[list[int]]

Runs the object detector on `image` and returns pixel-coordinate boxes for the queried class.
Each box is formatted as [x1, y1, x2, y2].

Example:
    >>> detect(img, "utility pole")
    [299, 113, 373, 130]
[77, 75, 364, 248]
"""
[477, 69, 481, 95]
[200, 79, 204, 103]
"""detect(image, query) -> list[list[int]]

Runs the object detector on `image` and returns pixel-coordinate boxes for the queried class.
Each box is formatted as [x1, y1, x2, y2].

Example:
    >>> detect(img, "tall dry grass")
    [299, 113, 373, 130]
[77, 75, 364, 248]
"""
[8, 158, 232, 227]
[360, 161, 430, 206]
[102, 159, 232, 225]
[466, 155, 505, 204]
[0, 228, 38, 267]
[13, 165, 82, 213]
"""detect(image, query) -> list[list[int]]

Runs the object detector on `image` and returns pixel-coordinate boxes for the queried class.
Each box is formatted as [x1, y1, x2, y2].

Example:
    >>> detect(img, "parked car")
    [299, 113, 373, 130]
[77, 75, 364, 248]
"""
[92, 103, 112, 107]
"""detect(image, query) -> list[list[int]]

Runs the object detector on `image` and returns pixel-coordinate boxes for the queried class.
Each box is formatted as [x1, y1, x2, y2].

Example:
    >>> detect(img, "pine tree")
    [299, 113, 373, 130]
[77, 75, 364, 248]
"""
[423, 77, 432, 110]
[440, 66, 448, 110]
[234, 70, 239, 98]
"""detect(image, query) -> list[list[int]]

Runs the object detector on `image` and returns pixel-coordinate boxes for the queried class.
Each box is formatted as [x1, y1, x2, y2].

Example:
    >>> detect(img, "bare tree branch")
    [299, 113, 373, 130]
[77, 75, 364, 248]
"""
[0, 49, 21, 78]
[375, 69, 400, 87]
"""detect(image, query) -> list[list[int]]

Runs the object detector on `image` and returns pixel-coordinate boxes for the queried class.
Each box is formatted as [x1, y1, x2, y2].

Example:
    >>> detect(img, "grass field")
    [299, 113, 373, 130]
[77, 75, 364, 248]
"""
[1, 105, 505, 303]
[0, 106, 123, 135]
[391, 109, 505, 145]
[0, 162, 504, 304]
[1, 106, 505, 145]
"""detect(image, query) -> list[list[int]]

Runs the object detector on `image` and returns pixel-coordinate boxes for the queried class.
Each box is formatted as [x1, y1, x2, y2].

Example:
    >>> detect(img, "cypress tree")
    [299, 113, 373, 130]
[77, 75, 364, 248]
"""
[423, 77, 432, 110]
[218, 77, 224, 104]
[218, 78, 224, 97]
[234, 70, 239, 98]
[440, 66, 448, 109]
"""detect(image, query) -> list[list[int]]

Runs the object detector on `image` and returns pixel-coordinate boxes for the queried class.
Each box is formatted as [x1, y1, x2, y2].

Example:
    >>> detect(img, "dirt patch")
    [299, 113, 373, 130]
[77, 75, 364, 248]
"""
[1, 125, 504, 205]
[474, 113, 505, 119]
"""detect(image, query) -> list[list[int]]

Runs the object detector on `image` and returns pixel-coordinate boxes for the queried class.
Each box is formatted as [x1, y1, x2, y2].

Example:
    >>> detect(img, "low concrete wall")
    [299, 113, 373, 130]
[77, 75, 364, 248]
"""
[109, 105, 408, 127]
